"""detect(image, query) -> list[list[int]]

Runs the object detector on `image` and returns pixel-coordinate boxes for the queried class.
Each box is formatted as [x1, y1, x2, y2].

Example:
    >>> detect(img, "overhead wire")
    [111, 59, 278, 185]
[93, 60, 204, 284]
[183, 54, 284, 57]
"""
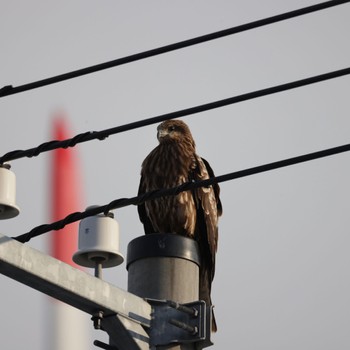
[1, 66, 350, 165]
[0, 0, 349, 98]
[14, 141, 350, 243]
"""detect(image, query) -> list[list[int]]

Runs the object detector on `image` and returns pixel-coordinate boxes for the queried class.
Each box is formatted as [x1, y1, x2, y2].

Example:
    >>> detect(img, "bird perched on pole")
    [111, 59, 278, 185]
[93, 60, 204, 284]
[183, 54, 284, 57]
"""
[137, 119, 222, 332]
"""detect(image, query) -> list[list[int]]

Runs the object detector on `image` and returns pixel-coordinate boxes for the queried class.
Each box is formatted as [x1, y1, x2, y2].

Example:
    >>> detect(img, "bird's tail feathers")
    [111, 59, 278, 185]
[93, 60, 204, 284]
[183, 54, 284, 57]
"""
[199, 267, 217, 332]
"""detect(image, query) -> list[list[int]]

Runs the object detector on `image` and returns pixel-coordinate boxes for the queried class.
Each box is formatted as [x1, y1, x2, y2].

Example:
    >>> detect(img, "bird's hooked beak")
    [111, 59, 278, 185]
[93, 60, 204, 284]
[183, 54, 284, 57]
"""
[157, 128, 169, 141]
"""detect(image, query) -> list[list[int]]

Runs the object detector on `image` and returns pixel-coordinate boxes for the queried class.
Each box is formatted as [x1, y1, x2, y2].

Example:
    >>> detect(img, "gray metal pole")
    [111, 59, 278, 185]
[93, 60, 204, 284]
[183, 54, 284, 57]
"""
[127, 233, 201, 350]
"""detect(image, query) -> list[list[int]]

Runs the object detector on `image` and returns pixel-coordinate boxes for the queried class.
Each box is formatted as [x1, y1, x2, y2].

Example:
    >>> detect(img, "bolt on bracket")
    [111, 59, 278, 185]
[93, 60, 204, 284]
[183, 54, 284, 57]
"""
[148, 299, 213, 349]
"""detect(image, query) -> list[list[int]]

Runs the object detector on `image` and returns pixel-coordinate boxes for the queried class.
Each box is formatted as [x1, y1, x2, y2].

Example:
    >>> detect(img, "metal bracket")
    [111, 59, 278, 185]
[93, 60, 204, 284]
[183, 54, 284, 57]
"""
[92, 312, 150, 350]
[94, 340, 118, 350]
[148, 299, 213, 348]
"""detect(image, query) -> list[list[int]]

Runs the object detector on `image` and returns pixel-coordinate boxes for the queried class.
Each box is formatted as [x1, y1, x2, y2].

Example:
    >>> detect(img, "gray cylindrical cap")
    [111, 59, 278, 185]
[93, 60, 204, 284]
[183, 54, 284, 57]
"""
[127, 234, 200, 303]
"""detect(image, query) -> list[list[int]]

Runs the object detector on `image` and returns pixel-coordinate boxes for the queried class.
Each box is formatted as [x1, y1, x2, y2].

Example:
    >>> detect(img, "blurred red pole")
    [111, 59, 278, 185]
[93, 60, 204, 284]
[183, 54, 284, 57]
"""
[51, 116, 82, 267]
[49, 114, 89, 350]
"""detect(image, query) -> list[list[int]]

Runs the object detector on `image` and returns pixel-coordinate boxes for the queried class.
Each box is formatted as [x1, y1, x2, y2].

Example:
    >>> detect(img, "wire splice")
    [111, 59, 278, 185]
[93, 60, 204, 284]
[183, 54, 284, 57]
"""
[0, 0, 349, 98]
[13, 141, 350, 243]
[1, 66, 350, 165]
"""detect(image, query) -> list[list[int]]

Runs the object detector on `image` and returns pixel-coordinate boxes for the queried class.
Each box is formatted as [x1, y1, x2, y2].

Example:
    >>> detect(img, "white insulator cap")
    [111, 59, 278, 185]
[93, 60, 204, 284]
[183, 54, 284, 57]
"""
[0, 164, 20, 219]
[73, 206, 124, 268]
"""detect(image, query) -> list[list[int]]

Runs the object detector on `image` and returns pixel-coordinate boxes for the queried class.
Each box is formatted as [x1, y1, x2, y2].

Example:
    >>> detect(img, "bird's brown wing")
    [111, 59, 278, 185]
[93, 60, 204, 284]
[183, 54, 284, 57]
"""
[137, 174, 156, 234]
[201, 157, 222, 217]
[193, 156, 221, 332]
[193, 156, 221, 269]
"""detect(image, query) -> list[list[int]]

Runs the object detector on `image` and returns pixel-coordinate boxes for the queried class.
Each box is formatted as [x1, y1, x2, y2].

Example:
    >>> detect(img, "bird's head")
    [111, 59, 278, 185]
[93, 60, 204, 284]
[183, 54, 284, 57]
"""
[157, 120, 195, 148]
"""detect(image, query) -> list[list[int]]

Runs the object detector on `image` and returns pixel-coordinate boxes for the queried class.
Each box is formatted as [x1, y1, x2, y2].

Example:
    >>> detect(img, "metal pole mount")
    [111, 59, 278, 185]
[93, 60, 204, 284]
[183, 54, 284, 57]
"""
[127, 234, 213, 349]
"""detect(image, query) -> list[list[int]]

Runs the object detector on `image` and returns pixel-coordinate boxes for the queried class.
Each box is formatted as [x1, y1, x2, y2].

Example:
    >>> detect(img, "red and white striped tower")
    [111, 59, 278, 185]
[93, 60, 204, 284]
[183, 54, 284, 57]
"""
[48, 115, 90, 350]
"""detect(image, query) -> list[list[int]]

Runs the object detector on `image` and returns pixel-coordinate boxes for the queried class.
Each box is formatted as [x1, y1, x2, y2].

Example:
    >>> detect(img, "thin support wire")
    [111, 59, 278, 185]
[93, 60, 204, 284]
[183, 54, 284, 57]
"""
[0, 0, 349, 97]
[1, 66, 350, 165]
[13, 141, 350, 243]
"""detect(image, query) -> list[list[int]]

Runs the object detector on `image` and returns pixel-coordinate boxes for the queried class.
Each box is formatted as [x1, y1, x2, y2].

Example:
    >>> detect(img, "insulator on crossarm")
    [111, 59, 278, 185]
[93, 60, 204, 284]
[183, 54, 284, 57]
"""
[73, 206, 124, 277]
[0, 163, 20, 219]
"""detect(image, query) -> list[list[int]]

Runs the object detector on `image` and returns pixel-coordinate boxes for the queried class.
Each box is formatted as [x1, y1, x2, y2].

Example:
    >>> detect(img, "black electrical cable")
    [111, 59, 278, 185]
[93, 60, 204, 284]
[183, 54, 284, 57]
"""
[13, 141, 350, 243]
[0, 0, 349, 98]
[1, 66, 350, 165]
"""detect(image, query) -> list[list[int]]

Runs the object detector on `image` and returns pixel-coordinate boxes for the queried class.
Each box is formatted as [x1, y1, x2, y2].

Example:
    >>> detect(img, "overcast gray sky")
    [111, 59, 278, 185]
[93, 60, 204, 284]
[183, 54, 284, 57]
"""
[1, 1, 350, 349]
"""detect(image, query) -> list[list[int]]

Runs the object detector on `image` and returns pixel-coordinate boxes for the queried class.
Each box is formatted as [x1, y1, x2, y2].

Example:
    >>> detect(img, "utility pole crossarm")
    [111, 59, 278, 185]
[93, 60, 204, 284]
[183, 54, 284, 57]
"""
[0, 233, 151, 350]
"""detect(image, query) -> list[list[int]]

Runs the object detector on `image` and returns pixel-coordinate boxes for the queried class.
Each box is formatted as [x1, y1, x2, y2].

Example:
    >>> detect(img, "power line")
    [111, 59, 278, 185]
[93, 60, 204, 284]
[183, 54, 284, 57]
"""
[1, 0, 349, 98]
[1, 66, 350, 165]
[14, 141, 350, 243]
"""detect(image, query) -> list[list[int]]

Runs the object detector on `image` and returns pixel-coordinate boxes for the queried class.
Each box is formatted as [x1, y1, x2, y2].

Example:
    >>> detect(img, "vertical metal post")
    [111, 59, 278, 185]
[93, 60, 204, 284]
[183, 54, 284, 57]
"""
[127, 233, 201, 349]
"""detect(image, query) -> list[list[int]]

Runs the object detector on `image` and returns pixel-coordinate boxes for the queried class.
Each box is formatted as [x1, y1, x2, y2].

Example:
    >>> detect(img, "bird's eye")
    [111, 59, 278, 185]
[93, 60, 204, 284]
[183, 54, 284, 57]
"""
[168, 126, 176, 132]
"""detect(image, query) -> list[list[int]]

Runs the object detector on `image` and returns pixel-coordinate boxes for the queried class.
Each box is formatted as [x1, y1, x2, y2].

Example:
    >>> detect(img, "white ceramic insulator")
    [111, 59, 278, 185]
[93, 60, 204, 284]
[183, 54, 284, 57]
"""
[73, 208, 124, 268]
[0, 165, 20, 219]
